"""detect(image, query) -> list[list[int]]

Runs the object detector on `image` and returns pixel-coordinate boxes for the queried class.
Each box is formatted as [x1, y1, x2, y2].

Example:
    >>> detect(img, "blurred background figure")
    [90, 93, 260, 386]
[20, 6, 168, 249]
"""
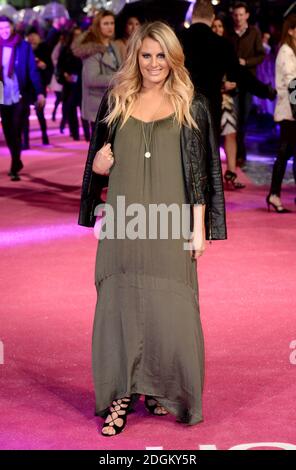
[43, 9, 70, 130]
[181, 0, 239, 142]
[253, 30, 276, 117]
[45, 16, 68, 53]
[212, 14, 245, 189]
[23, 28, 53, 148]
[0, 15, 45, 181]
[72, 9, 122, 135]
[56, 26, 90, 142]
[229, 1, 265, 167]
[115, 15, 141, 60]
[49, 36, 65, 127]
[267, 14, 296, 213]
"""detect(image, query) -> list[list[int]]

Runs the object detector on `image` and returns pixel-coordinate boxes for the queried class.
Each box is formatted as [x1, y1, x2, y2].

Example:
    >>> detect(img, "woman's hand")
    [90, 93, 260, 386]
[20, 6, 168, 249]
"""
[92, 143, 114, 175]
[189, 232, 206, 261]
[190, 204, 206, 260]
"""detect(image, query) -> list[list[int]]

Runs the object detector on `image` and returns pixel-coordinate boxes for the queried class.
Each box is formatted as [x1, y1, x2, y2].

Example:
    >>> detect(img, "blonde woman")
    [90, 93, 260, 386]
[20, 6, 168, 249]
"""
[79, 22, 226, 436]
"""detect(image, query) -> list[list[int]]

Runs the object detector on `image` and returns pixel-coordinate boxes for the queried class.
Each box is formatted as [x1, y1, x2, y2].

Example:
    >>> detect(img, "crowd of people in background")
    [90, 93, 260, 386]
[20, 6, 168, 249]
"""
[0, 0, 295, 211]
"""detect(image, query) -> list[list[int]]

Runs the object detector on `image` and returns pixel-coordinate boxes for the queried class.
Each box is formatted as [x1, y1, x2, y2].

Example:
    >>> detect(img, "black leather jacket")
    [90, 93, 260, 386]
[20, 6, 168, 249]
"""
[78, 92, 227, 240]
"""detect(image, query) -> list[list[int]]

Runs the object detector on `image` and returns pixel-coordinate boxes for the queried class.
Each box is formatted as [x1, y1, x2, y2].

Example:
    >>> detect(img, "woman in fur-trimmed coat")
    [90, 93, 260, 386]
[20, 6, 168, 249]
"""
[71, 10, 121, 131]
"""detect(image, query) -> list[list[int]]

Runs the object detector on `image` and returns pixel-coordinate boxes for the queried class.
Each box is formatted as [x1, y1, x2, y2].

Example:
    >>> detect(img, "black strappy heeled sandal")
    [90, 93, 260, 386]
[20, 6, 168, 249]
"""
[224, 170, 246, 189]
[144, 395, 168, 416]
[266, 194, 291, 213]
[101, 397, 132, 437]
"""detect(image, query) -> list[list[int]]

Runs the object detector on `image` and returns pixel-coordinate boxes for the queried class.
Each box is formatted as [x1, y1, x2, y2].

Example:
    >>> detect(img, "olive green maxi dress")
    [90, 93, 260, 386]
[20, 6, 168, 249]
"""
[92, 114, 205, 425]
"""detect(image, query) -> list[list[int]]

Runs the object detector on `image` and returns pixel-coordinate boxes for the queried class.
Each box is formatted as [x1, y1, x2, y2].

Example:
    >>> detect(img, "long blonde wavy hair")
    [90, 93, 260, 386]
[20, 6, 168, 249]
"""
[105, 21, 197, 128]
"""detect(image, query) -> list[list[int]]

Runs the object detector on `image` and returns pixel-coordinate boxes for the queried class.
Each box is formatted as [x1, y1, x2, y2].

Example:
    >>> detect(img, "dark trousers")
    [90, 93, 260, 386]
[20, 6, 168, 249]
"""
[52, 91, 62, 120]
[62, 84, 90, 141]
[23, 103, 48, 147]
[270, 120, 296, 196]
[235, 90, 253, 162]
[0, 99, 27, 173]
[62, 84, 79, 140]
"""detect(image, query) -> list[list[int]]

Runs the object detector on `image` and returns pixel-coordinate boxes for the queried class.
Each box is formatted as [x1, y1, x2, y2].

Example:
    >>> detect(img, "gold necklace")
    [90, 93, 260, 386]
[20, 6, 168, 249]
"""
[139, 94, 165, 159]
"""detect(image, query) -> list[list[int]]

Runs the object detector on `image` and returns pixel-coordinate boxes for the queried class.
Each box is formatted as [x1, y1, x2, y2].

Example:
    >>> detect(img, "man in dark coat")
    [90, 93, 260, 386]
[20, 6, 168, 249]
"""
[181, 0, 239, 140]
[0, 16, 45, 180]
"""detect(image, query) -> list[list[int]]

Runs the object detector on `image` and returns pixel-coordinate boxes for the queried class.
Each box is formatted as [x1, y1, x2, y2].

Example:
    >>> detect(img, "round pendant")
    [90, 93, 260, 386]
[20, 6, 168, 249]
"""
[145, 151, 151, 159]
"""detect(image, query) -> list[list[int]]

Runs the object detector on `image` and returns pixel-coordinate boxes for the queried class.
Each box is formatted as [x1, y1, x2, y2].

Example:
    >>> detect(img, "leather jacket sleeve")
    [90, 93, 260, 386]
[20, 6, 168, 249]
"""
[191, 94, 227, 240]
[78, 92, 110, 227]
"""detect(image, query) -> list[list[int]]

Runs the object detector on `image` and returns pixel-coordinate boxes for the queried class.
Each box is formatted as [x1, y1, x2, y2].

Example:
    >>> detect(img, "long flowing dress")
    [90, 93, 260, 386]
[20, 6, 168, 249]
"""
[92, 114, 205, 425]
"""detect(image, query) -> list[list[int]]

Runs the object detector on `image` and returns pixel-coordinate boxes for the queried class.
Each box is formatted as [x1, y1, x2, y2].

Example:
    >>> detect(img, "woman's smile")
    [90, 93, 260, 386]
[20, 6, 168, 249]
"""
[148, 69, 162, 74]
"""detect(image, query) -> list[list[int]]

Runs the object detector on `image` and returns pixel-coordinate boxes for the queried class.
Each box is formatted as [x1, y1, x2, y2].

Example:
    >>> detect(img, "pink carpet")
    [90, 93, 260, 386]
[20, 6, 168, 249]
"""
[0, 99, 296, 450]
